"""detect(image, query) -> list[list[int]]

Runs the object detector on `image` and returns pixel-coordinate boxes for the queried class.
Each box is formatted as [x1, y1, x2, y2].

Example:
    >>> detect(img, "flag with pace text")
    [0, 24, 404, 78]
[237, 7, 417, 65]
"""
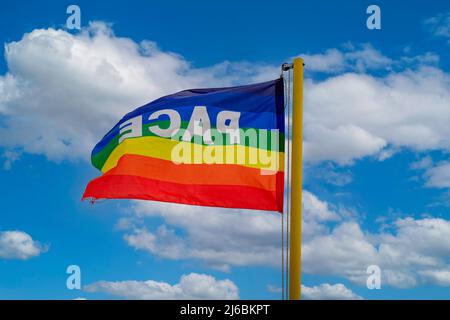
[83, 79, 285, 212]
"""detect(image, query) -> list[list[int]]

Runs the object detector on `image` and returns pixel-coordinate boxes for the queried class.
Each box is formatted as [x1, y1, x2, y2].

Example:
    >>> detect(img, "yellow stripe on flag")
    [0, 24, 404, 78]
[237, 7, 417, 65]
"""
[101, 136, 284, 173]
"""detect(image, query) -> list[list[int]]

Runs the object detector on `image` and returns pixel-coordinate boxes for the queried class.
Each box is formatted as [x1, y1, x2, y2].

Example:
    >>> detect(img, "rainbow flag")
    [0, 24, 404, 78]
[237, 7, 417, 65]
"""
[83, 79, 285, 212]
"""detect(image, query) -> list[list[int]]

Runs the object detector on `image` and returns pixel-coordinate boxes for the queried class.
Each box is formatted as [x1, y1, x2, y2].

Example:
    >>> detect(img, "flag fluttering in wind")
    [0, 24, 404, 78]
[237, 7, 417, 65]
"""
[83, 79, 285, 212]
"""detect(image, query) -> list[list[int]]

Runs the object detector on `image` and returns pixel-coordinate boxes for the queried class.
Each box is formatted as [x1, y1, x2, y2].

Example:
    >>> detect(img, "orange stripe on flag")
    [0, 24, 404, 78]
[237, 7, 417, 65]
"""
[103, 154, 283, 192]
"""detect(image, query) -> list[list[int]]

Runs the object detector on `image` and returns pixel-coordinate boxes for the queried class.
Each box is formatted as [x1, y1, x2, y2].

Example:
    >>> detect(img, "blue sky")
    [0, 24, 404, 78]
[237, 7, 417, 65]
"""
[0, 0, 449, 299]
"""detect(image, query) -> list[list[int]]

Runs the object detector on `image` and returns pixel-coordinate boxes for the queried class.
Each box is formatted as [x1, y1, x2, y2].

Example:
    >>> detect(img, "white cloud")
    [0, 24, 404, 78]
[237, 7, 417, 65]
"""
[1, 149, 21, 170]
[419, 268, 450, 286]
[323, 170, 353, 186]
[84, 273, 239, 299]
[408, 157, 450, 192]
[424, 162, 450, 188]
[410, 156, 433, 170]
[424, 12, 450, 39]
[304, 216, 450, 288]
[301, 283, 363, 300]
[122, 189, 450, 289]
[303, 67, 450, 164]
[303, 190, 340, 222]
[266, 282, 363, 299]
[124, 205, 281, 270]
[0, 22, 276, 162]
[301, 48, 346, 73]
[266, 284, 282, 293]
[300, 44, 392, 73]
[302, 221, 378, 284]
[0, 230, 46, 259]
[123, 190, 337, 271]
[303, 123, 387, 165]
[377, 147, 398, 161]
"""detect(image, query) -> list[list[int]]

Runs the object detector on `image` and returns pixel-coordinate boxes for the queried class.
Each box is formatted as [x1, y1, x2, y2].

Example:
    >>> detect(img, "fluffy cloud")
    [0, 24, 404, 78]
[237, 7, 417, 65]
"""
[304, 217, 450, 288]
[424, 12, 450, 39]
[410, 156, 433, 170]
[1, 22, 449, 167]
[122, 190, 336, 271]
[301, 44, 392, 73]
[303, 123, 387, 164]
[122, 189, 450, 289]
[0, 22, 276, 163]
[301, 283, 363, 300]
[424, 161, 450, 188]
[302, 221, 378, 284]
[1, 149, 21, 170]
[313, 165, 353, 186]
[84, 273, 239, 299]
[124, 205, 280, 271]
[303, 66, 450, 164]
[267, 282, 363, 299]
[419, 269, 450, 286]
[0, 230, 46, 259]
[406, 156, 450, 192]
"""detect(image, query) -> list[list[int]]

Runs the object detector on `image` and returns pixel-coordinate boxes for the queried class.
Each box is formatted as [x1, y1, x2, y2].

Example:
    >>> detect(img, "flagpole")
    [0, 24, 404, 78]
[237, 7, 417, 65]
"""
[289, 57, 304, 300]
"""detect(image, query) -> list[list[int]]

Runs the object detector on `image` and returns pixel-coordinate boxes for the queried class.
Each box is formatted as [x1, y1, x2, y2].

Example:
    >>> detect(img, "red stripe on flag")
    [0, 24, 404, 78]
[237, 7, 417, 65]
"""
[83, 174, 283, 212]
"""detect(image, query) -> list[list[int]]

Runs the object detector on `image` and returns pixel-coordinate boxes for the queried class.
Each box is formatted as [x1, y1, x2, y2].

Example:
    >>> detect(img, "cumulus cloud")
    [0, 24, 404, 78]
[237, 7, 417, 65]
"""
[304, 217, 450, 288]
[0, 22, 276, 162]
[266, 284, 282, 293]
[303, 221, 379, 285]
[84, 273, 239, 299]
[124, 205, 281, 271]
[419, 268, 450, 286]
[1, 149, 21, 170]
[0, 230, 46, 259]
[406, 156, 450, 193]
[314, 165, 353, 186]
[301, 44, 392, 73]
[424, 12, 450, 39]
[123, 190, 336, 271]
[267, 282, 363, 299]
[424, 161, 450, 188]
[301, 283, 363, 300]
[303, 67, 450, 164]
[303, 123, 387, 165]
[0, 22, 449, 167]
[122, 189, 450, 289]
[410, 156, 433, 170]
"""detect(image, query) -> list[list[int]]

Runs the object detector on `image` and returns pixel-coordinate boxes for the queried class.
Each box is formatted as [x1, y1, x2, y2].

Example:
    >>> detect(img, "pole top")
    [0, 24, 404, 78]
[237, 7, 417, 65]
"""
[281, 62, 293, 71]
[293, 57, 305, 67]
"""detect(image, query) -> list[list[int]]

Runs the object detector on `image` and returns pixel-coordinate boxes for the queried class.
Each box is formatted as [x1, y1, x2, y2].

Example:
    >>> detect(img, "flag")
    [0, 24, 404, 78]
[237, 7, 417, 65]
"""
[83, 78, 285, 212]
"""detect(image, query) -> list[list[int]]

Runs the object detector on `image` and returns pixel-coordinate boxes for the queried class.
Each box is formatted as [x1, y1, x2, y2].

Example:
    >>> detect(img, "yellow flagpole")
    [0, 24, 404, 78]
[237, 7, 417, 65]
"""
[289, 57, 304, 300]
